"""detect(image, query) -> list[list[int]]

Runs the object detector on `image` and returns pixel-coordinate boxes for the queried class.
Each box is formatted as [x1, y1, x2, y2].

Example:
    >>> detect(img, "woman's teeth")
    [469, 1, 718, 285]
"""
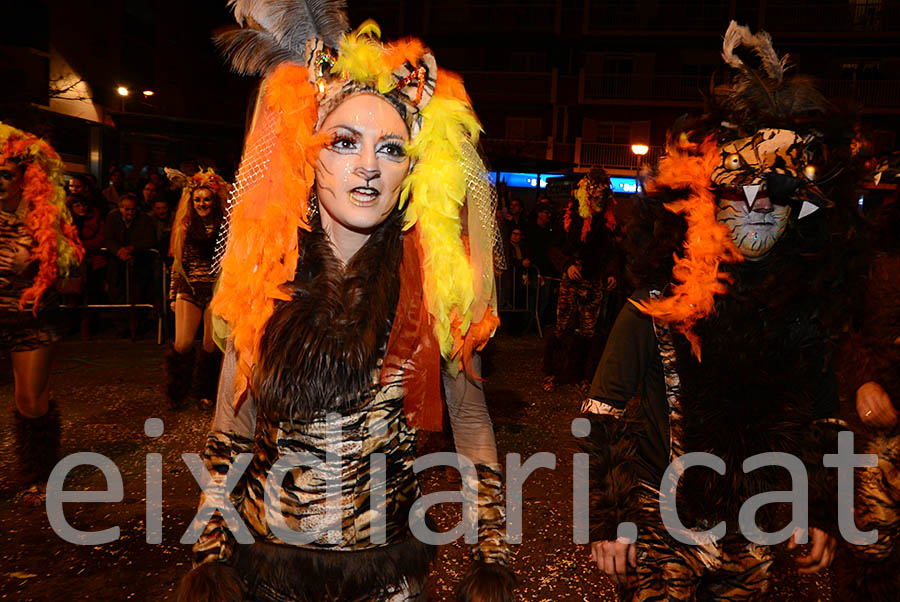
[349, 187, 378, 204]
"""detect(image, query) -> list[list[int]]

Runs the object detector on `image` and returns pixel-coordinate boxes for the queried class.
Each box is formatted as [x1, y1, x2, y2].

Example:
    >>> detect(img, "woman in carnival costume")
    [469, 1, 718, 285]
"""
[179, 1, 513, 600]
[0, 123, 83, 502]
[165, 169, 229, 410]
[583, 22, 865, 599]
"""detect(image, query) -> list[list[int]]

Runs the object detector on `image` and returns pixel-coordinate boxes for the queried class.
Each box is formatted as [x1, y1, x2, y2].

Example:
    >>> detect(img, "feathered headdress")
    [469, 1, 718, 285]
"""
[211, 1, 502, 407]
[635, 21, 840, 359]
[565, 167, 616, 242]
[712, 21, 830, 135]
[0, 123, 83, 313]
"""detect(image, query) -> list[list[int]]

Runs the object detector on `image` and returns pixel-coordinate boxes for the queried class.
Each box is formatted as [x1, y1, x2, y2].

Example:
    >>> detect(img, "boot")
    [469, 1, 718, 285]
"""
[165, 344, 195, 410]
[13, 402, 61, 486]
[457, 463, 516, 602]
[193, 347, 223, 409]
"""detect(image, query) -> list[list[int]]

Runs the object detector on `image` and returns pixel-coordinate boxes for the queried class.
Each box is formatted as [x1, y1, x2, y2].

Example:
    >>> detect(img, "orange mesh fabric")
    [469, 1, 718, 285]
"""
[211, 64, 323, 406]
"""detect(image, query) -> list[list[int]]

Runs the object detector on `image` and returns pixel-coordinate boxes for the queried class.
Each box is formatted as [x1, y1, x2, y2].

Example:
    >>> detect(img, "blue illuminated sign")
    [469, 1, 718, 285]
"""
[489, 172, 552, 189]
[490, 172, 639, 193]
[610, 177, 638, 194]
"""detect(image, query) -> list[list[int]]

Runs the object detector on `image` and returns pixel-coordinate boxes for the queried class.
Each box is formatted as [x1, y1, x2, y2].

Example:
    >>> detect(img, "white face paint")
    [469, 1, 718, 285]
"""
[314, 93, 410, 243]
[716, 195, 791, 260]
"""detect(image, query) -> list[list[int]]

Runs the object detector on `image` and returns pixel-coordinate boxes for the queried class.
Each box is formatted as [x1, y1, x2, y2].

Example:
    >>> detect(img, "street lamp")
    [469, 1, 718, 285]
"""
[631, 143, 649, 194]
[142, 90, 154, 98]
[117, 86, 129, 111]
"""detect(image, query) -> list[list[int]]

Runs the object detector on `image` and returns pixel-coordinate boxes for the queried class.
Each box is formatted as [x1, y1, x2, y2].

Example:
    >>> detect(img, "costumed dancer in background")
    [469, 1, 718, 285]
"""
[165, 169, 228, 410]
[582, 23, 862, 599]
[0, 124, 83, 503]
[542, 166, 623, 394]
[178, 1, 513, 600]
[841, 152, 900, 600]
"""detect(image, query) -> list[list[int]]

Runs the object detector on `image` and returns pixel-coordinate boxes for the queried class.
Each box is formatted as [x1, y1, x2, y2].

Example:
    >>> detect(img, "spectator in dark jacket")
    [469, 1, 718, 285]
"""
[148, 198, 174, 257]
[104, 193, 157, 317]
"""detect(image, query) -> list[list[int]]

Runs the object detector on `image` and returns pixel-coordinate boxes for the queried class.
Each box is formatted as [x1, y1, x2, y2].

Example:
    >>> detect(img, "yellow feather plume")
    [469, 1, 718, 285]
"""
[401, 94, 484, 356]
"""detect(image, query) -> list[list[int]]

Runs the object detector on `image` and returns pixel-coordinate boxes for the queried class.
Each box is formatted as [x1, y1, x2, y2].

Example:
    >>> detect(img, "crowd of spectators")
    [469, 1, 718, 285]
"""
[66, 172, 604, 339]
[497, 195, 569, 327]
[62, 161, 204, 339]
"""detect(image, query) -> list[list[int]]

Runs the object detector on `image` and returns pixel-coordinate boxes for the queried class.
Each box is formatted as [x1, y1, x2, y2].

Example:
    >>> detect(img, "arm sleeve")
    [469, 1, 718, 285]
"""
[191, 340, 257, 566]
[587, 299, 655, 411]
[583, 295, 655, 541]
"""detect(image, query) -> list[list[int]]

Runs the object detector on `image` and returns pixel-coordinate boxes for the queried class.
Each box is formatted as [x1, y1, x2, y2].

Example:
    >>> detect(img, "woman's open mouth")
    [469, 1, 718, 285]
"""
[349, 187, 379, 206]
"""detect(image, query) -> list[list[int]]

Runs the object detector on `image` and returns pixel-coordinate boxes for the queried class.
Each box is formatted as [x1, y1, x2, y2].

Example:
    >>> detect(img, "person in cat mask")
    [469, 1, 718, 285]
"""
[581, 22, 863, 600]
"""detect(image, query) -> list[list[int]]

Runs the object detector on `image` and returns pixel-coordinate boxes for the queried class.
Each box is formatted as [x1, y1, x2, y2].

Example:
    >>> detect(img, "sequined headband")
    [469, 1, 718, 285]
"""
[304, 27, 437, 137]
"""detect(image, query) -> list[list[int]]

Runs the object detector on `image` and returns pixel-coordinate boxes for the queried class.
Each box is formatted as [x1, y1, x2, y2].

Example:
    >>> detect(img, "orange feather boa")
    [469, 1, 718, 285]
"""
[633, 136, 743, 360]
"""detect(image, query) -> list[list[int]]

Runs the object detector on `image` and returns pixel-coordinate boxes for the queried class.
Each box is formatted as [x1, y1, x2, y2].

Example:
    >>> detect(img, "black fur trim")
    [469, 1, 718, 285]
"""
[254, 209, 403, 420]
[801, 422, 844, 535]
[840, 252, 900, 402]
[456, 561, 517, 602]
[581, 413, 641, 542]
[165, 345, 196, 410]
[665, 246, 854, 531]
[194, 347, 223, 404]
[177, 562, 243, 602]
[841, 557, 900, 602]
[233, 536, 434, 601]
[13, 402, 61, 485]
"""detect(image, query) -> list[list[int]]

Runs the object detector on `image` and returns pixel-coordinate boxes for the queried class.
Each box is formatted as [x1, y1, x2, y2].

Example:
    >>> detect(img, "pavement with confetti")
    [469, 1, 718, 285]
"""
[0, 333, 844, 600]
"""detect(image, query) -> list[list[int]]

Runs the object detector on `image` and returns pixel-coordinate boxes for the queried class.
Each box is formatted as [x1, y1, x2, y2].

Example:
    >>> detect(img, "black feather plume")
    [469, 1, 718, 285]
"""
[215, 27, 299, 76]
[217, 0, 349, 76]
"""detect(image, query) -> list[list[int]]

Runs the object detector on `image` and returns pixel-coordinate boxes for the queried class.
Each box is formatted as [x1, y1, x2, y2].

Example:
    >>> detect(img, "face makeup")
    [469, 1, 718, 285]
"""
[314, 93, 410, 244]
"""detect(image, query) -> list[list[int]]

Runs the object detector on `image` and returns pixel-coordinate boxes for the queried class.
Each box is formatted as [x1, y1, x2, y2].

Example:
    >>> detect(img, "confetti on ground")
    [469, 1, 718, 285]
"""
[0, 333, 844, 600]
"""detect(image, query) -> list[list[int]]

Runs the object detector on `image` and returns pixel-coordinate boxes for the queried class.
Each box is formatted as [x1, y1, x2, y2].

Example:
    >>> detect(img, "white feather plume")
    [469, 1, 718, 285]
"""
[721, 20, 787, 82]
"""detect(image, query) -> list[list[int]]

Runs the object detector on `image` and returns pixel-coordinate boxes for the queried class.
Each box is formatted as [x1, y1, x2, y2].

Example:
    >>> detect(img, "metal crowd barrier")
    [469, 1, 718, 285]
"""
[60, 247, 167, 344]
[496, 264, 543, 337]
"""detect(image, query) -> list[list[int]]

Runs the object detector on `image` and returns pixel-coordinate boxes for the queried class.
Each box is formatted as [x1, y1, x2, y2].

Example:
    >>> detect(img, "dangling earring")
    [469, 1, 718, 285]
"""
[306, 192, 319, 223]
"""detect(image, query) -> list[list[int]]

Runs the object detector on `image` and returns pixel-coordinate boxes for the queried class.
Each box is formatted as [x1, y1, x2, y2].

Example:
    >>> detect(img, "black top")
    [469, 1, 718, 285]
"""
[103, 210, 157, 255]
[589, 289, 839, 488]
[549, 210, 623, 282]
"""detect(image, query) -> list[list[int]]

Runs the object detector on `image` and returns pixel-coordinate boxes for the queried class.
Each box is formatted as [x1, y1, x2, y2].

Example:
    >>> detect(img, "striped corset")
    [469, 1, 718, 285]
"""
[238, 375, 420, 551]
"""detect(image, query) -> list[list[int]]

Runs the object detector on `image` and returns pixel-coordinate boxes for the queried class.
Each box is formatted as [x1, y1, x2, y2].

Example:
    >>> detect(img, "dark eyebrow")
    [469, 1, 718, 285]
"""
[380, 134, 406, 143]
[329, 125, 360, 137]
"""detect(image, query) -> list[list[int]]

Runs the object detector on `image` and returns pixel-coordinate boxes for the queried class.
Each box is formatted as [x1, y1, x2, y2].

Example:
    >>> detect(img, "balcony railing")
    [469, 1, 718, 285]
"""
[764, 2, 900, 34]
[587, 1, 731, 32]
[578, 142, 665, 170]
[581, 72, 707, 103]
[481, 138, 551, 162]
[461, 71, 556, 104]
[583, 72, 900, 109]
[820, 79, 900, 109]
[477, 138, 664, 170]
[425, 1, 559, 34]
